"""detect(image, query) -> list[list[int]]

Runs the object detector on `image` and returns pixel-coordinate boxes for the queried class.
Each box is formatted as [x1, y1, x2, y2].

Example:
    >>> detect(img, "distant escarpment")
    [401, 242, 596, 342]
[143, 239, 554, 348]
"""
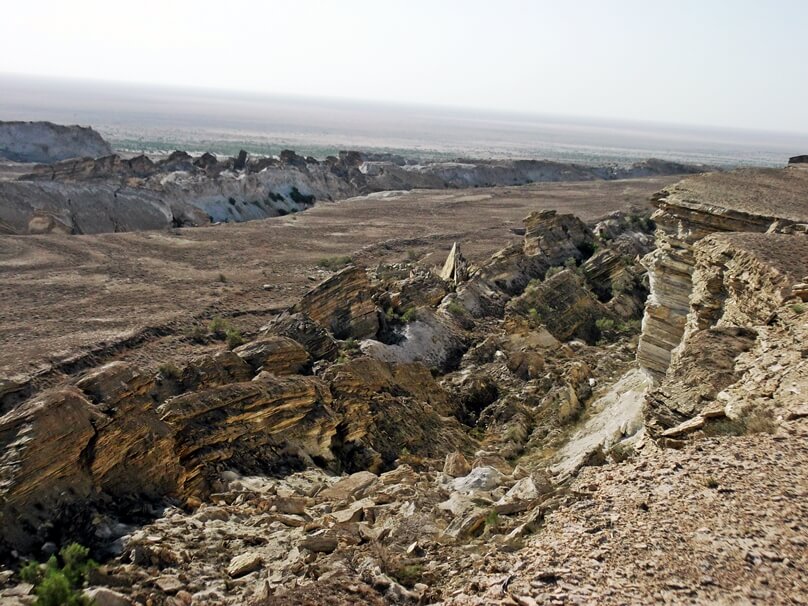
[0, 140, 713, 235]
[0, 120, 112, 164]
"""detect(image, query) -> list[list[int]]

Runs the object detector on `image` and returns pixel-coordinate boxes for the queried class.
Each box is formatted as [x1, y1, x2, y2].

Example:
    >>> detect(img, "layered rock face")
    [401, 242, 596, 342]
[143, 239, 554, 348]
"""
[0, 121, 112, 163]
[637, 167, 808, 380]
[644, 232, 808, 436]
[1, 128, 712, 236]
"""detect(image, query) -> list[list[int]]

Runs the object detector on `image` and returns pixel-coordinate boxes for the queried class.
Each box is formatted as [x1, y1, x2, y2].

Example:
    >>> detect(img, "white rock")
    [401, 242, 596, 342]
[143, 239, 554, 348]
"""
[452, 466, 503, 492]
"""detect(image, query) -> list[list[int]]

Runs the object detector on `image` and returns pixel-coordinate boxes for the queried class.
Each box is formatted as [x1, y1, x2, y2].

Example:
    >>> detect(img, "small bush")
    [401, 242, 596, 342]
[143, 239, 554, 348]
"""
[342, 338, 360, 351]
[21, 543, 96, 606]
[704, 476, 719, 489]
[595, 318, 615, 331]
[209, 316, 228, 335]
[545, 266, 564, 279]
[217, 273, 227, 283]
[792, 303, 805, 314]
[564, 257, 578, 270]
[316, 256, 353, 271]
[484, 509, 499, 529]
[225, 328, 245, 350]
[400, 307, 418, 323]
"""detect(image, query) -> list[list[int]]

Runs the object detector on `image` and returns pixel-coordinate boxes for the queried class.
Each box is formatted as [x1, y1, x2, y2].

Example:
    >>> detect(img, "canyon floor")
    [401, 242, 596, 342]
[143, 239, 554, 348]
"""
[0, 177, 669, 387]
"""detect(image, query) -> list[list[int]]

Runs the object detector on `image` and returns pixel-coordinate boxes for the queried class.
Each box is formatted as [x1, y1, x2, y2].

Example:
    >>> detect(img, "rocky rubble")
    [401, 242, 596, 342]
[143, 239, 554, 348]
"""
[1, 166, 807, 605]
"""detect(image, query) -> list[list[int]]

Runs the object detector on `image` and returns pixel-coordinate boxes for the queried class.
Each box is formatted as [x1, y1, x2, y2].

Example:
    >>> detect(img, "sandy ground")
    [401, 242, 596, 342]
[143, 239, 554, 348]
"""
[0, 177, 677, 388]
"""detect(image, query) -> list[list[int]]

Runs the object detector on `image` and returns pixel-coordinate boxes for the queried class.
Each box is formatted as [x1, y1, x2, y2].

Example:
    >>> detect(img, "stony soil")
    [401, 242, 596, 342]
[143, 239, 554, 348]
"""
[445, 419, 808, 605]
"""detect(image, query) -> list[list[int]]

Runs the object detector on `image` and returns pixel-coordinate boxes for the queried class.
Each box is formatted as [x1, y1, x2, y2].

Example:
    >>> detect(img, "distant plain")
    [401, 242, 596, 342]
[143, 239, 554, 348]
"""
[1, 73, 801, 167]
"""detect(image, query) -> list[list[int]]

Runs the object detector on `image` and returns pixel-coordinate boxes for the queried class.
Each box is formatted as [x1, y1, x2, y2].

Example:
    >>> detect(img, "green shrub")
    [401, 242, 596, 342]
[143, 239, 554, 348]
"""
[545, 266, 564, 279]
[209, 316, 228, 335]
[400, 307, 418, 323]
[595, 318, 615, 332]
[792, 303, 805, 314]
[21, 543, 96, 606]
[484, 509, 499, 529]
[316, 256, 353, 271]
[225, 328, 245, 350]
[564, 257, 578, 270]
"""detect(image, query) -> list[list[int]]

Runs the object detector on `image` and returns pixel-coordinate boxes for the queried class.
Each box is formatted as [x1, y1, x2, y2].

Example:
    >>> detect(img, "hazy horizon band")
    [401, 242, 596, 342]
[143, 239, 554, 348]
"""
[0, 74, 801, 167]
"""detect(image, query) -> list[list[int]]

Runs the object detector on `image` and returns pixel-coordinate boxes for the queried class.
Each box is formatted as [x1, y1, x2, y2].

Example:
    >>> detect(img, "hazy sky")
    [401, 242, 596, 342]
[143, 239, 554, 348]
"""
[1, 0, 807, 133]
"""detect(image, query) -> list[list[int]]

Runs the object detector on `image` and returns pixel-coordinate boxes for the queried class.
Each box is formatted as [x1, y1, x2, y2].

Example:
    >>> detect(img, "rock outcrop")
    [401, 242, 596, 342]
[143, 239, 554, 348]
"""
[637, 167, 808, 380]
[294, 265, 380, 340]
[644, 232, 808, 436]
[0, 121, 112, 164]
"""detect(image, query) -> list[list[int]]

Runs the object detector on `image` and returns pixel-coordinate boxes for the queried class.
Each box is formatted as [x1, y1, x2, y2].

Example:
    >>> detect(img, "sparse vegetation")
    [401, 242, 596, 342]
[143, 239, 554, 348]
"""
[791, 303, 805, 314]
[400, 306, 418, 323]
[20, 543, 97, 606]
[208, 316, 244, 349]
[317, 256, 353, 271]
[564, 257, 578, 270]
[217, 272, 227, 283]
[446, 301, 466, 316]
[545, 265, 564, 279]
[703, 417, 747, 437]
[704, 476, 719, 489]
[224, 328, 245, 350]
[484, 509, 500, 529]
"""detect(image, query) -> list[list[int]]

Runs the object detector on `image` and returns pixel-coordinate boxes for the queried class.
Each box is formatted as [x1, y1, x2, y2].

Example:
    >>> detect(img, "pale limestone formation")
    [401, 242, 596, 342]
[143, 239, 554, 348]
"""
[439, 242, 469, 284]
[638, 167, 808, 380]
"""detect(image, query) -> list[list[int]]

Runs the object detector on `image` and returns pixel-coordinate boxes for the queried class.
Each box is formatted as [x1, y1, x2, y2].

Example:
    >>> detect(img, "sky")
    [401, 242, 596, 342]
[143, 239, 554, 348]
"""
[1, 0, 807, 133]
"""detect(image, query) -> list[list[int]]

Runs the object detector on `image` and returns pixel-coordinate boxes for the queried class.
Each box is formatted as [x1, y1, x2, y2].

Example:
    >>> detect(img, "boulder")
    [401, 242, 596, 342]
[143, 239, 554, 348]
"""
[317, 471, 379, 501]
[227, 552, 263, 577]
[294, 265, 380, 339]
[234, 336, 310, 375]
[84, 587, 133, 606]
[262, 312, 339, 361]
[443, 452, 472, 478]
[452, 467, 503, 492]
